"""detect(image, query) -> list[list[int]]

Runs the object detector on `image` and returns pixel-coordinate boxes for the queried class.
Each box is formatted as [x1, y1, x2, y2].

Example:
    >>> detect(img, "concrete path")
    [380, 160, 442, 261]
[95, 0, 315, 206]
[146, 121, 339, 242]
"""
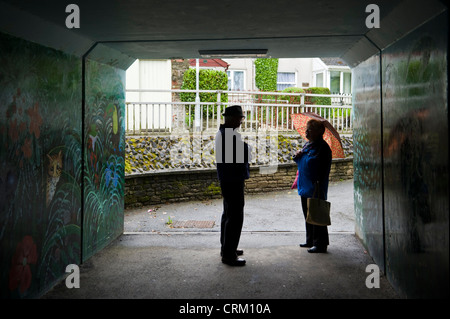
[42, 180, 400, 301]
[123, 179, 356, 234]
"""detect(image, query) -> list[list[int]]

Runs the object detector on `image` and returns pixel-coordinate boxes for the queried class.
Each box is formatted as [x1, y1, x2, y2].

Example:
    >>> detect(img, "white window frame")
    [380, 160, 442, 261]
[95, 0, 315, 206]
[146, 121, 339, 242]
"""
[314, 71, 325, 87]
[329, 70, 342, 94]
[277, 72, 297, 91]
[342, 71, 352, 94]
[327, 68, 352, 94]
[227, 70, 246, 91]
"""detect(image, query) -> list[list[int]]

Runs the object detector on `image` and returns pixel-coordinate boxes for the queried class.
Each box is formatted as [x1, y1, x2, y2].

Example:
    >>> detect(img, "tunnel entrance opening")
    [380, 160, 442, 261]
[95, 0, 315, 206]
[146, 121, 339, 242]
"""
[122, 57, 356, 237]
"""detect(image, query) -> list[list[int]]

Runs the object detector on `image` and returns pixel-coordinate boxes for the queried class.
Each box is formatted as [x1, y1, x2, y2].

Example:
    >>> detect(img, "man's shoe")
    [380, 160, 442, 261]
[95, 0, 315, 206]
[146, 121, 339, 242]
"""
[220, 249, 244, 257]
[299, 243, 313, 248]
[307, 246, 327, 253]
[222, 257, 246, 266]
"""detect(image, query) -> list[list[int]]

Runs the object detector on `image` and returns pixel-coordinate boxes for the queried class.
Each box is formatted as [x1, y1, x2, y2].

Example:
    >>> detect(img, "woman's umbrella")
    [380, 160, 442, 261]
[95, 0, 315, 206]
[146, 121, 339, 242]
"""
[291, 112, 345, 159]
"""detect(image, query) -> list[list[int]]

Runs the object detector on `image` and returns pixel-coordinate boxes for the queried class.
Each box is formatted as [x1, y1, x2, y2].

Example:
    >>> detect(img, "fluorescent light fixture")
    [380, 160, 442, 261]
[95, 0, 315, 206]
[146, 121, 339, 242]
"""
[199, 49, 268, 58]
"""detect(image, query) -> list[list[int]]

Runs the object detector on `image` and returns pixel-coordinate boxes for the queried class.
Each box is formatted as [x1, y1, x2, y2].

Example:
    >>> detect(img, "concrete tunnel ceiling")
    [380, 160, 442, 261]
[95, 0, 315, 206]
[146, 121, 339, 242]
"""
[0, 0, 447, 68]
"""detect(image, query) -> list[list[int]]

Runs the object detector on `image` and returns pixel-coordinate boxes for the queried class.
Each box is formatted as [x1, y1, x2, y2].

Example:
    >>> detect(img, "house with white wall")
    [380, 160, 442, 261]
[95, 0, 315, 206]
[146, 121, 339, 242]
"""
[126, 57, 352, 96]
[126, 59, 172, 102]
[312, 58, 352, 94]
[221, 58, 314, 91]
[125, 59, 173, 131]
[190, 57, 351, 93]
[125, 57, 352, 131]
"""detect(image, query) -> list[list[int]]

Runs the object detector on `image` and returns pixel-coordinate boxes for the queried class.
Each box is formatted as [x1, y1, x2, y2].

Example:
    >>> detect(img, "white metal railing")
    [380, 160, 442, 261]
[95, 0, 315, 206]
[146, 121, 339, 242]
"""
[125, 89, 352, 135]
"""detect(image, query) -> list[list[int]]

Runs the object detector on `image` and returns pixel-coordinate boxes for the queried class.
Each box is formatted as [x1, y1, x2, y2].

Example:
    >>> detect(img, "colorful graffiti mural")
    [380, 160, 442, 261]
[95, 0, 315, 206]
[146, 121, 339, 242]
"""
[0, 32, 82, 298]
[83, 59, 125, 261]
[0, 32, 126, 298]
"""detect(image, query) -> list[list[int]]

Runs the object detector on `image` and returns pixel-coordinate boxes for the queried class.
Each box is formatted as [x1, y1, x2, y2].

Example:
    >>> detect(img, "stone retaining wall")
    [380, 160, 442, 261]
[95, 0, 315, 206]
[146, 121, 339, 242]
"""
[125, 133, 353, 174]
[125, 158, 353, 208]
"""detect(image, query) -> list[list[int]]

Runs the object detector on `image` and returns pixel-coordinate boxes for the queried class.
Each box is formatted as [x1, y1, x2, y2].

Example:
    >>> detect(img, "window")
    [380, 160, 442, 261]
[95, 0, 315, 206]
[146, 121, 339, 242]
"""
[329, 71, 352, 94]
[227, 70, 245, 91]
[343, 72, 352, 94]
[277, 72, 296, 91]
[315, 73, 324, 87]
[330, 71, 341, 94]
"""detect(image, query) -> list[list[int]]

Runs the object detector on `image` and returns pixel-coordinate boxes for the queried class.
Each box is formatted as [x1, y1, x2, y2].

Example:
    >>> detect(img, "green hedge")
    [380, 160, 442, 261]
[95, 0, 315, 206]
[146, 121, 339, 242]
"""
[254, 58, 278, 92]
[180, 68, 228, 102]
[180, 68, 228, 126]
[280, 87, 304, 104]
[304, 87, 350, 119]
[304, 87, 331, 105]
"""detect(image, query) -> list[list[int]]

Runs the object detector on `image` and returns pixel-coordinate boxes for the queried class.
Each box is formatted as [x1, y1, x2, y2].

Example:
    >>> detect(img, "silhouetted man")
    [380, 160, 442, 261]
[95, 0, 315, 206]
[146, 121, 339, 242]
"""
[215, 105, 251, 266]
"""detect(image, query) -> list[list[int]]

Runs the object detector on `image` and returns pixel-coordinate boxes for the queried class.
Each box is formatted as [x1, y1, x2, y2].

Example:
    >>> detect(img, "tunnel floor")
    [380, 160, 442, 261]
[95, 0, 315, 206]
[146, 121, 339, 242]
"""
[42, 180, 400, 299]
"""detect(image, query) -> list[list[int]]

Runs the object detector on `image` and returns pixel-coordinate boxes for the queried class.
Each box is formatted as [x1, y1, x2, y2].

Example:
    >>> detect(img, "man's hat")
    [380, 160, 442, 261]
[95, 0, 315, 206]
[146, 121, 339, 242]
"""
[222, 105, 244, 117]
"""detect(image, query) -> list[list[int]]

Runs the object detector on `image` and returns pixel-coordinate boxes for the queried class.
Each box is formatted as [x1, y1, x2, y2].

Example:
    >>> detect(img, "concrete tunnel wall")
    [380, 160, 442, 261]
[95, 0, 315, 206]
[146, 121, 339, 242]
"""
[0, 31, 132, 298]
[0, 3, 448, 299]
[352, 11, 448, 298]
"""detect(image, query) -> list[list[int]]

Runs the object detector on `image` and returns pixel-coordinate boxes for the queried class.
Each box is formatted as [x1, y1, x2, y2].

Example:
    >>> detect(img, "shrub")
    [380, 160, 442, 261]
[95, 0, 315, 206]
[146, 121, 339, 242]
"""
[303, 87, 333, 118]
[280, 87, 304, 104]
[180, 68, 228, 102]
[304, 87, 331, 105]
[254, 58, 278, 92]
[180, 68, 228, 126]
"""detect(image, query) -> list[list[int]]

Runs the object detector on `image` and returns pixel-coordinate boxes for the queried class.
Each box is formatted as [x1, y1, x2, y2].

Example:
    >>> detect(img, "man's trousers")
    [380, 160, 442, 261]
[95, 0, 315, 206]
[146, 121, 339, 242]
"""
[220, 180, 245, 259]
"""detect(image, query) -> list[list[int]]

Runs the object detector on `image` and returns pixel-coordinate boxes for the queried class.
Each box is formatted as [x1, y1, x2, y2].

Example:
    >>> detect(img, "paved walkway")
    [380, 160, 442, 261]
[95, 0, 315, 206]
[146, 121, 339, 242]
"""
[123, 179, 356, 234]
[42, 179, 400, 300]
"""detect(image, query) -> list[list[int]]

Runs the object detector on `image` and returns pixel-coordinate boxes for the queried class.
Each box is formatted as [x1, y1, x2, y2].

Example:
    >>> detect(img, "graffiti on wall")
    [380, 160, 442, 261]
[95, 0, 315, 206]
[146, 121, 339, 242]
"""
[0, 32, 82, 298]
[83, 59, 125, 261]
[0, 32, 126, 298]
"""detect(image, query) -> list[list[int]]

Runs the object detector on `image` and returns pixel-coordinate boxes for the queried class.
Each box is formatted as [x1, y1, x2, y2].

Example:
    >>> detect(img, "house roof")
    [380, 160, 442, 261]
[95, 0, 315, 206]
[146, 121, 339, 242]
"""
[320, 57, 349, 67]
[189, 59, 230, 70]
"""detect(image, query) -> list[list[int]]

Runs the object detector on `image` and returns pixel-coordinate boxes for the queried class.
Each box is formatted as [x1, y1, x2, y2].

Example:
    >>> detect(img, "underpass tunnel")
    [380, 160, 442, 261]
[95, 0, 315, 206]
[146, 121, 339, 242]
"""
[0, 0, 448, 299]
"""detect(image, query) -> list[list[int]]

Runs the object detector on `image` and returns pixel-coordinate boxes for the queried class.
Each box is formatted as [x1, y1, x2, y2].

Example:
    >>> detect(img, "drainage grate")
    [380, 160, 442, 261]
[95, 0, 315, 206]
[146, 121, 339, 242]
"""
[171, 220, 215, 228]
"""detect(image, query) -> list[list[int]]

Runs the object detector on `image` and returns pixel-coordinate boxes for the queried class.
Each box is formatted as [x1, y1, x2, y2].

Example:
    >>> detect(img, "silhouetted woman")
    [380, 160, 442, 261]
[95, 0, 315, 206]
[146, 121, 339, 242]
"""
[293, 119, 332, 253]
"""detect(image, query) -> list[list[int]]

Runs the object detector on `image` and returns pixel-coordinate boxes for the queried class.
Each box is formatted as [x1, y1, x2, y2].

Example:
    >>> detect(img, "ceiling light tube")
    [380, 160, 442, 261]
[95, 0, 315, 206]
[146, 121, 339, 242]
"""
[198, 49, 268, 58]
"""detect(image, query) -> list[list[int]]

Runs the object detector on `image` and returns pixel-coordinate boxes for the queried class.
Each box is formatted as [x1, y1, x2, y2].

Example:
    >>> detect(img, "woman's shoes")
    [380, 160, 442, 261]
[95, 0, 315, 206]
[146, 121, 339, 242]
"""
[307, 246, 327, 253]
[300, 243, 327, 253]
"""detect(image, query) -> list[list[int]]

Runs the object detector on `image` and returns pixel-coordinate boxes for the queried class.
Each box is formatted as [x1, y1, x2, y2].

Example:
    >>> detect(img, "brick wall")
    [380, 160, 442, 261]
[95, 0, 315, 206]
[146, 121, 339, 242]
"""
[125, 158, 353, 208]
